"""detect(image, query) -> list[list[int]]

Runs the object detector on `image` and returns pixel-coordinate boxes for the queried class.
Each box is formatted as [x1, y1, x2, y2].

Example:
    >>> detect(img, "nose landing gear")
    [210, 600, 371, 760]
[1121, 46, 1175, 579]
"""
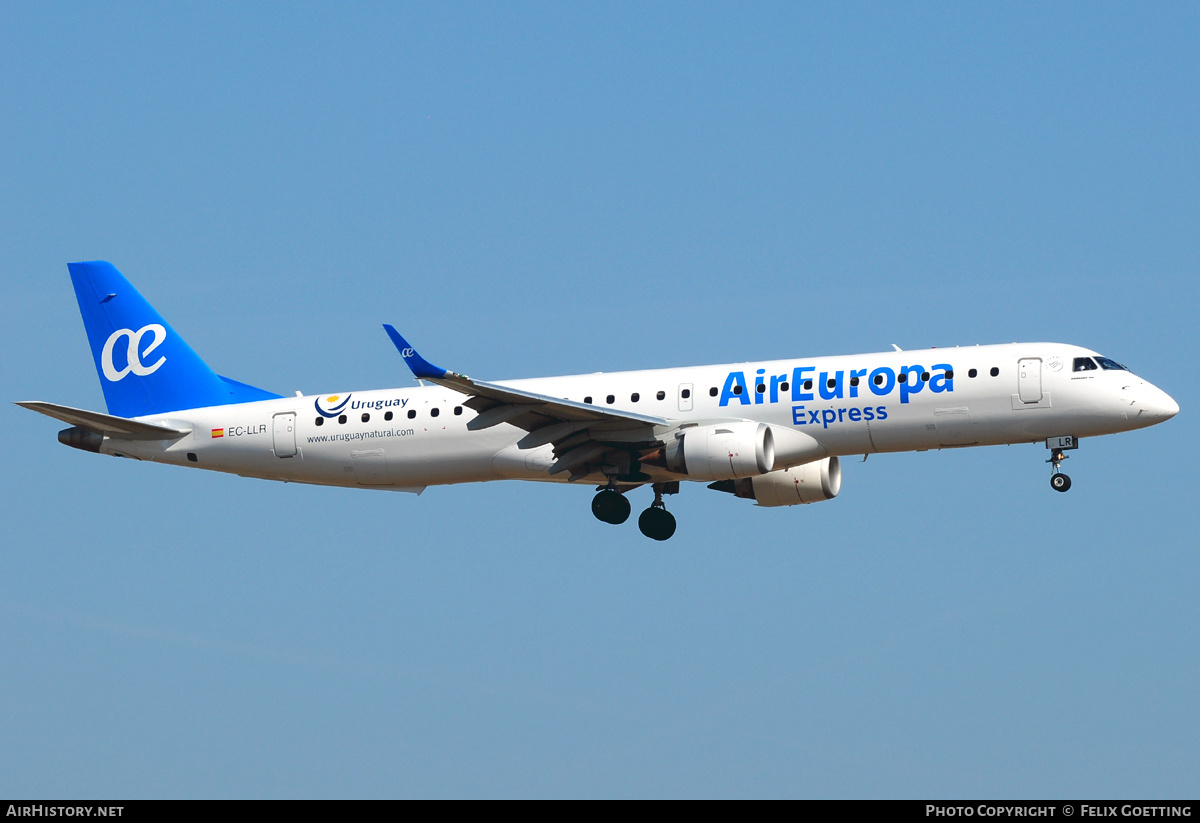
[1046, 435, 1078, 493]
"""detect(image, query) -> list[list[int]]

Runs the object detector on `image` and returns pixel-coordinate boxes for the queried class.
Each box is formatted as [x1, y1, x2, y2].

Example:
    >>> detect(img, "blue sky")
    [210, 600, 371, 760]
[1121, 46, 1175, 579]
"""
[2, 2, 1197, 798]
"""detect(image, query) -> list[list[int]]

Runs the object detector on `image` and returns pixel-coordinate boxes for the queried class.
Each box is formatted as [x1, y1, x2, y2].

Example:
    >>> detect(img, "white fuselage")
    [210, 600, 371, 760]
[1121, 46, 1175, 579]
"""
[99, 343, 1178, 492]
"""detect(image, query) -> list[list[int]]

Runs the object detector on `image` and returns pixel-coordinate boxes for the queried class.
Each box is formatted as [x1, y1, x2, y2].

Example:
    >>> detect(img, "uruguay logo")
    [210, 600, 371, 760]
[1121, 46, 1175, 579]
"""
[314, 393, 352, 418]
[101, 324, 167, 382]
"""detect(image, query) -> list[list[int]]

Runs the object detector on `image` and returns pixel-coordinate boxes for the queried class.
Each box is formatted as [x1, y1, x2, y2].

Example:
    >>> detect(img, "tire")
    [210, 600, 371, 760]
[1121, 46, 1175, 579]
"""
[1050, 473, 1072, 492]
[611, 492, 631, 524]
[638, 507, 677, 541]
[592, 489, 630, 524]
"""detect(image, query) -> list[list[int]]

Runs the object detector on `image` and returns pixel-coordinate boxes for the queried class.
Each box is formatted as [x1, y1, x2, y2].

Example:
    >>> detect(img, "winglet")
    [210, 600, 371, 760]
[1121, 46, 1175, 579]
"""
[382, 325, 450, 380]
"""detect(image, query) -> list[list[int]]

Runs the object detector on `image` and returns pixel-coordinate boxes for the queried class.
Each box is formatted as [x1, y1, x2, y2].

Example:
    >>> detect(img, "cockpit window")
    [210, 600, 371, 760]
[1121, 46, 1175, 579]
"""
[1095, 357, 1128, 371]
[1073, 357, 1098, 372]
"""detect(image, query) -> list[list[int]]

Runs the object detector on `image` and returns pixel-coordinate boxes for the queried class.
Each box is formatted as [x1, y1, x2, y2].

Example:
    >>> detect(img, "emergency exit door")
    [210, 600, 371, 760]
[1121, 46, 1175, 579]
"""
[678, 383, 694, 412]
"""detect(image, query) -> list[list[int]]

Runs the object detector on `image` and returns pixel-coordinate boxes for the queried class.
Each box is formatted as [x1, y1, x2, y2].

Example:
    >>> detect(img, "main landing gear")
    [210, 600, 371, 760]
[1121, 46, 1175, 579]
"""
[591, 482, 678, 540]
[591, 488, 631, 524]
[1046, 435, 1078, 493]
[638, 485, 677, 542]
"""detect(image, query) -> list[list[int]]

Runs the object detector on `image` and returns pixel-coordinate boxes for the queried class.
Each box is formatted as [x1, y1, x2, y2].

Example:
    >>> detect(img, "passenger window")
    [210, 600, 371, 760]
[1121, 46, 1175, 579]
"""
[431, 407, 439, 418]
[920, 372, 929, 382]
[826, 378, 836, 389]
[361, 413, 370, 422]
[804, 380, 812, 390]
[454, 406, 463, 415]
[733, 385, 743, 395]
[946, 370, 953, 379]
[709, 387, 718, 396]
[384, 411, 393, 421]
[968, 369, 977, 378]
[849, 377, 859, 387]
[656, 391, 665, 400]
[315, 417, 324, 426]
[606, 394, 615, 404]
[407, 409, 416, 419]
[898, 373, 907, 384]
[631, 393, 640, 402]
[682, 389, 691, 399]
[757, 384, 766, 393]
[990, 367, 999, 377]
[338, 415, 347, 424]
[874, 374, 884, 385]
[780, 382, 789, 392]
[1073, 357, 1098, 372]
[584, 396, 592, 404]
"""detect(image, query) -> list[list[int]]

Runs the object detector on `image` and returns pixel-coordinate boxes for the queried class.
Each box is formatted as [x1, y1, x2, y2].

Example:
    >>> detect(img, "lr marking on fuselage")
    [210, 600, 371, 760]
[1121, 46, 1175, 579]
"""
[213, 424, 267, 438]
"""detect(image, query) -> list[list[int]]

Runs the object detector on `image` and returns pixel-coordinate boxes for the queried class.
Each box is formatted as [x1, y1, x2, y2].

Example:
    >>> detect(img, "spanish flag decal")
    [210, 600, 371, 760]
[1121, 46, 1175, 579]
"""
[211, 428, 224, 438]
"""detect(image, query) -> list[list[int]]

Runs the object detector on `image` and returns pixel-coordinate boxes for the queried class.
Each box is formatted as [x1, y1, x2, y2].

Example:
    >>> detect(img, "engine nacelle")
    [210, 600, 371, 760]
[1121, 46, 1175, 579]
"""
[663, 421, 774, 481]
[766, 425, 827, 470]
[709, 457, 842, 506]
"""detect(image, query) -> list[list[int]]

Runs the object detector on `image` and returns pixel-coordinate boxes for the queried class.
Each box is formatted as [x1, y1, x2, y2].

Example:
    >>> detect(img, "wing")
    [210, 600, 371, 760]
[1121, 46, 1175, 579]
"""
[383, 326, 674, 482]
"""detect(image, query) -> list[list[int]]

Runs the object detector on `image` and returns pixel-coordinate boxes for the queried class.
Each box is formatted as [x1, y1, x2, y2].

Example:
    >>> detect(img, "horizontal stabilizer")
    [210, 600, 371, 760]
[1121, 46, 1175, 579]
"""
[15, 401, 191, 440]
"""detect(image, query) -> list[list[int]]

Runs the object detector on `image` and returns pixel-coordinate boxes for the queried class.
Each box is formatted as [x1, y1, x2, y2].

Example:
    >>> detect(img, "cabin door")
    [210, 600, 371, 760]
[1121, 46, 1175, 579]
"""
[1018, 358, 1043, 404]
[272, 413, 296, 458]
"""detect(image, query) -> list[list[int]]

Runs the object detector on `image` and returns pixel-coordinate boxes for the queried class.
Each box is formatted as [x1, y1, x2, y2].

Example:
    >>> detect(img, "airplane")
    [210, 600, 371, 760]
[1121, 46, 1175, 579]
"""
[18, 261, 1180, 541]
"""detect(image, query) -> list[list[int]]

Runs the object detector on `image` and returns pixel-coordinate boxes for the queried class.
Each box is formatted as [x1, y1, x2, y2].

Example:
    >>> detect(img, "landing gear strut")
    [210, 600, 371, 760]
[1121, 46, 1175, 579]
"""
[638, 483, 677, 541]
[1046, 435, 1077, 493]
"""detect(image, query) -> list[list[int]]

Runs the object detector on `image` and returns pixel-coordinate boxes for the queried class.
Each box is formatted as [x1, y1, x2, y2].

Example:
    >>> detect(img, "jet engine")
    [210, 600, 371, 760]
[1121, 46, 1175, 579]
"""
[662, 421, 774, 481]
[708, 457, 842, 506]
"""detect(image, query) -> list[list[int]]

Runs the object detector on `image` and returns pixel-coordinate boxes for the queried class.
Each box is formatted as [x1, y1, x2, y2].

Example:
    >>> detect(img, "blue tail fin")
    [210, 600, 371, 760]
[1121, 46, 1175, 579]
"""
[68, 261, 280, 417]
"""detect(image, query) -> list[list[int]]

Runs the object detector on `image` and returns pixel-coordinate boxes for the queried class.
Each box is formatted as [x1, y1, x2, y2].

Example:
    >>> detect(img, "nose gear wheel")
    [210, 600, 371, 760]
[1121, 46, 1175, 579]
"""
[1047, 446, 1072, 493]
[1050, 472, 1071, 492]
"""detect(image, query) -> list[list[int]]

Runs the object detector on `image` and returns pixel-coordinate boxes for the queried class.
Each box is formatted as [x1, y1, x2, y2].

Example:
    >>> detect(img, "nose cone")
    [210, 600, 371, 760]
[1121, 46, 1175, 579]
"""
[1142, 384, 1180, 421]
